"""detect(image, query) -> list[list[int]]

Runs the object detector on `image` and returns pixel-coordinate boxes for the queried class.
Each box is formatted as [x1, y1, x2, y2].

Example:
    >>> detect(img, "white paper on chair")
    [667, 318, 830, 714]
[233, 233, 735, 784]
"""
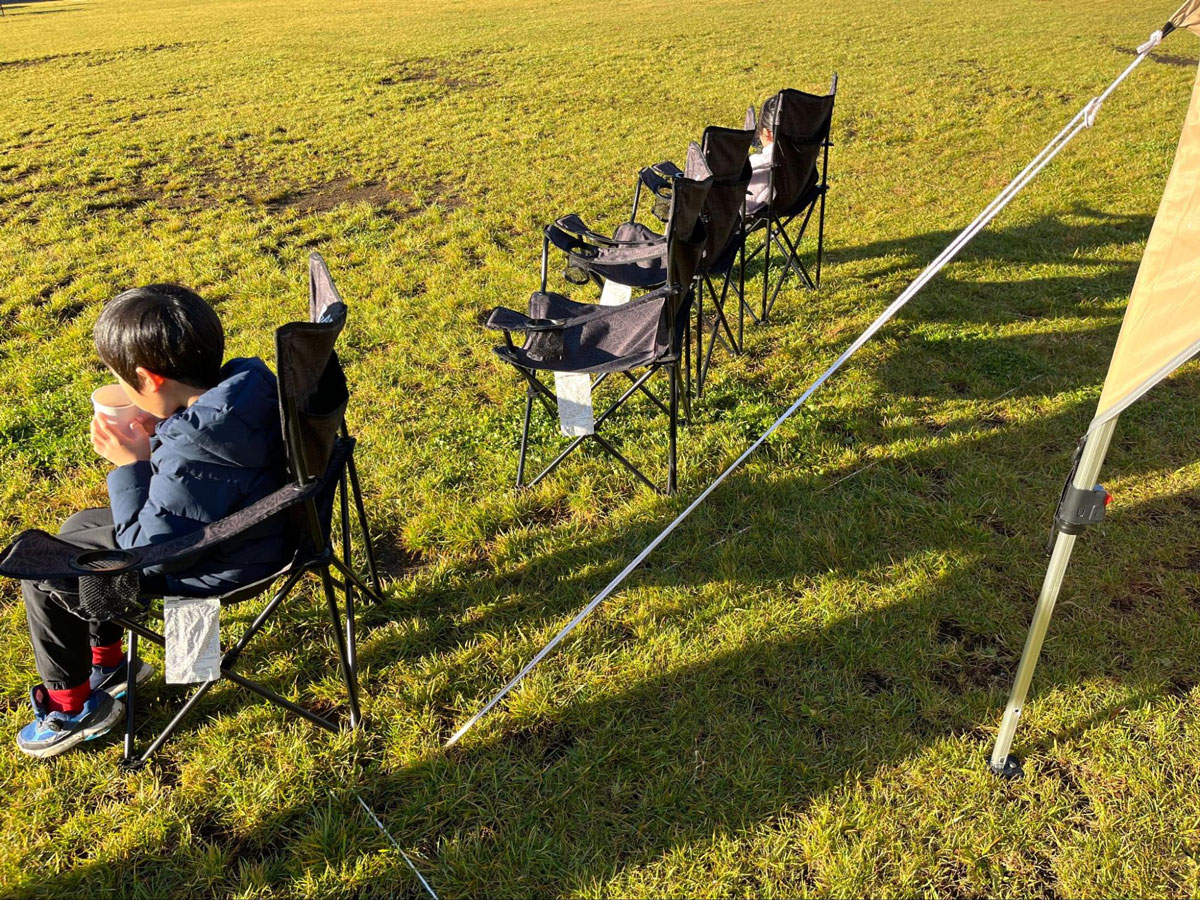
[554, 281, 629, 436]
[599, 281, 633, 306]
[163, 597, 222, 684]
[555, 372, 594, 436]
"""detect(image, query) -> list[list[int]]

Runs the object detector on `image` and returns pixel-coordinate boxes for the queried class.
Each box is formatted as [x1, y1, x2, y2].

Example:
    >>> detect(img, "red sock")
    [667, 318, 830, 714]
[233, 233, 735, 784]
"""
[46, 682, 91, 715]
[92, 642, 124, 669]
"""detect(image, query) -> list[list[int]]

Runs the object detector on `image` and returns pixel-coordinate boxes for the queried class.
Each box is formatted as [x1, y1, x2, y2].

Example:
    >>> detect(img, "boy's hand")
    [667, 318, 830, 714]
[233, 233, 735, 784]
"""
[90, 414, 152, 466]
[132, 410, 161, 436]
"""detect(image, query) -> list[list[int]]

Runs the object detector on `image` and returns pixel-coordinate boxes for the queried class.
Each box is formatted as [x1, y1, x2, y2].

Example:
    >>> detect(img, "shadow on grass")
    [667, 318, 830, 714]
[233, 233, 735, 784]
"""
[21, 203, 1200, 893]
[34, 453, 1200, 894]
[0, 1, 82, 17]
[729, 204, 1150, 327]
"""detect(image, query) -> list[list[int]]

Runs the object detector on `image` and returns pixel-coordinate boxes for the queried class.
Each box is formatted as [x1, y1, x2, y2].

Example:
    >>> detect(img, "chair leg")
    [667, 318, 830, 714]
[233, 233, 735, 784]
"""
[321, 568, 361, 728]
[761, 218, 771, 323]
[738, 234, 747, 345]
[526, 366, 648, 489]
[128, 679, 220, 768]
[695, 277, 704, 396]
[589, 433, 659, 493]
[764, 212, 815, 319]
[345, 452, 381, 597]
[539, 233, 550, 293]
[345, 578, 358, 693]
[516, 387, 534, 488]
[115, 567, 344, 768]
[668, 361, 679, 495]
[679, 355, 692, 425]
[713, 272, 740, 354]
[122, 629, 138, 765]
[775, 211, 816, 290]
[331, 555, 383, 603]
[765, 238, 793, 319]
[222, 670, 338, 732]
[683, 319, 694, 402]
[339, 473, 358, 684]
[816, 188, 828, 289]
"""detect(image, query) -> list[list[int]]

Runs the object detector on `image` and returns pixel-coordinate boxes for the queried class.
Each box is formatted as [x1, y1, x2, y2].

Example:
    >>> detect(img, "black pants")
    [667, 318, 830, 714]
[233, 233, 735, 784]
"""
[22, 508, 158, 691]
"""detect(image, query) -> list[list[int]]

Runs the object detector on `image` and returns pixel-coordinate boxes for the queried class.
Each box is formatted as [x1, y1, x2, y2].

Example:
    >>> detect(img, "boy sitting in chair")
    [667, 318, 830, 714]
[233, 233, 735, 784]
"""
[18, 284, 288, 758]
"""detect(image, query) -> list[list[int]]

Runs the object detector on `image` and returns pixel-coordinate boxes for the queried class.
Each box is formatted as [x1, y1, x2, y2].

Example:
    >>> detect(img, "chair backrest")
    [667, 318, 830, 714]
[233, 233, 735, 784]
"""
[667, 144, 713, 300]
[275, 253, 350, 485]
[696, 124, 754, 265]
[764, 81, 836, 214]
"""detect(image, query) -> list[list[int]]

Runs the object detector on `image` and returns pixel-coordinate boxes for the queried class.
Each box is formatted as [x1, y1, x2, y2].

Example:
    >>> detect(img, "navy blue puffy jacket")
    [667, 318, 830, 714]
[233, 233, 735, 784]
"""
[106, 357, 290, 595]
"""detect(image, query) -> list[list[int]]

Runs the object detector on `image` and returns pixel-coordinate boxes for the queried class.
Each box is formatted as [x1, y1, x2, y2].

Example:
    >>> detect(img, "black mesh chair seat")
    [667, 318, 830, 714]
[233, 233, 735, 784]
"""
[746, 166, 820, 223]
[490, 287, 680, 375]
[0, 253, 382, 769]
[546, 217, 669, 289]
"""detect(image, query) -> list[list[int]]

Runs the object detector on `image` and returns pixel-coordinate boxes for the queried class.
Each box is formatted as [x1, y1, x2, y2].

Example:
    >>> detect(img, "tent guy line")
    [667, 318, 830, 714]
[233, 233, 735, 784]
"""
[444, 11, 1187, 750]
[354, 794, 440, 900]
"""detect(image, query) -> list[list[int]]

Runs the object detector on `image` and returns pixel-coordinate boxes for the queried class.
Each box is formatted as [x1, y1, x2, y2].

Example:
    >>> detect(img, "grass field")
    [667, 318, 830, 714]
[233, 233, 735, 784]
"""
[2, 0, 1200, 895]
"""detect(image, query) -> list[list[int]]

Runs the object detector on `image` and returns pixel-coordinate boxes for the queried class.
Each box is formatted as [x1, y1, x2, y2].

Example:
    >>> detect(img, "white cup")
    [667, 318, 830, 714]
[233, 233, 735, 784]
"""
[92, 384, 139, 435]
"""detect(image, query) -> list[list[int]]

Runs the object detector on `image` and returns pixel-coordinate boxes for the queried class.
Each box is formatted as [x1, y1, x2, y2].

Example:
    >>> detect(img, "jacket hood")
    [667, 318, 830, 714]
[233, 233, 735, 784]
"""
[154, 357, 283, 469]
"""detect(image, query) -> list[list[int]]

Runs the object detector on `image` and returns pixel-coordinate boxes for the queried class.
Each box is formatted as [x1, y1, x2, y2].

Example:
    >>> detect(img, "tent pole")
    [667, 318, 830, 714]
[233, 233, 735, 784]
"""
[989, 416, 1118, 777]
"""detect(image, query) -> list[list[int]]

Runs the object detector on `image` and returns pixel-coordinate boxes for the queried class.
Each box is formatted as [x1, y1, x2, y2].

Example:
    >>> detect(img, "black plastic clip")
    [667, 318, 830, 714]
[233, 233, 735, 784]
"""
[1046, 436, 1111, 553]
[1054, 482, 1110, 535]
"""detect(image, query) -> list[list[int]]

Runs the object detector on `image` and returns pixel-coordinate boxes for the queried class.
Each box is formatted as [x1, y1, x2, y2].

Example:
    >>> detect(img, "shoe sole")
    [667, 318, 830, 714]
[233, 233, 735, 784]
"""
[18, 698, 125, 760]
[100, 662, 154, 701]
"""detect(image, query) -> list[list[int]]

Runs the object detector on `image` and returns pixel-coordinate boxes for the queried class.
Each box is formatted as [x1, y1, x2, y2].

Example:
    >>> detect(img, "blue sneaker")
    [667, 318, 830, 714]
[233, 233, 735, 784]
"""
[16, 685, 123, 759]
[90, 658, 154, 700]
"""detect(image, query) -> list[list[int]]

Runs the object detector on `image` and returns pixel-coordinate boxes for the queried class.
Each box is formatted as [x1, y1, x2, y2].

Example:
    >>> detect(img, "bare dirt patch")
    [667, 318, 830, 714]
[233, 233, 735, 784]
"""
[376, 51, 497, 94]
[264, 176, 463, 219]
[266, 179, 410, 215]
[0, 42, 191, 72]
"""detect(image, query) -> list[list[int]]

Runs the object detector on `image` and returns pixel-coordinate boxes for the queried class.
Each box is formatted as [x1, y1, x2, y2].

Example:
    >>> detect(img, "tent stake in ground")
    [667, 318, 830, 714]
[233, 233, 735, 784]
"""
[991, 0, 1200, 778]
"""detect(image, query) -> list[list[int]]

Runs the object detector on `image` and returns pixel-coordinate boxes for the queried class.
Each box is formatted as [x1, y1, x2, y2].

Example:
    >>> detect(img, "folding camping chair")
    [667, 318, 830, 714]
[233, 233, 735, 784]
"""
[0, 253, 383, 768]
[488, 159, 712, 495]
[543, 127, 754, 397]
[744, 77, 837, 323]
[625, 126, 755, 396]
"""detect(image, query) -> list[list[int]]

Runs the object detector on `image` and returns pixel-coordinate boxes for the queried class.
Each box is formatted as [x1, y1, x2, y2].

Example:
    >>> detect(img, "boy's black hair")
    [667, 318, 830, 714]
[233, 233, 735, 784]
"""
[760, 93, 781, 134]
[94, 284, 225, 390]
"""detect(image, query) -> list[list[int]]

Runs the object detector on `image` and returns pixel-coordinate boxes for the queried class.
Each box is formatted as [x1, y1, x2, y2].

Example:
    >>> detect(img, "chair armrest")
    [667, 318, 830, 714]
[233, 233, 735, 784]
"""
[638, 160, 682, 195]
[488, 284, 678, 340]
[484, 307, 567, 333]
[0, 480, 319, 581]
[549, 214, 621, 248]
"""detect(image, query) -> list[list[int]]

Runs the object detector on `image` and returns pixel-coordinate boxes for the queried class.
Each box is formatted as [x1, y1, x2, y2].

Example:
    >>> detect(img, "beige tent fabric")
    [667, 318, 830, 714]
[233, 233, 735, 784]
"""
[1170, 0, 1200, 33]
[1092, 60, 1200, 428]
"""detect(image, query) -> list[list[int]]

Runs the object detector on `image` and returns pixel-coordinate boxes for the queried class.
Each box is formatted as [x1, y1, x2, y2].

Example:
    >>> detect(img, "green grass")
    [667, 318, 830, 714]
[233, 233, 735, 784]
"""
[2, 0, 1200, 895]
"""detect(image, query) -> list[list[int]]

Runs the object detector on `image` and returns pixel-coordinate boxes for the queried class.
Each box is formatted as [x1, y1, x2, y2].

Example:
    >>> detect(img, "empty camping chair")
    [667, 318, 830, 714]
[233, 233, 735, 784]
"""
[687, 125, 754, 394]
[0, 253, 382, 768]
[544, 126, 754, 397]
[744, 77, 837, 323]
[487, 159, 712, 494]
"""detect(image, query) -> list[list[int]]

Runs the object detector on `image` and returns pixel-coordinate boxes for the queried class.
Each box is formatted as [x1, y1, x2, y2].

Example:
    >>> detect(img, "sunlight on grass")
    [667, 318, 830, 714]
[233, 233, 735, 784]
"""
[1, 0, 1199, 895]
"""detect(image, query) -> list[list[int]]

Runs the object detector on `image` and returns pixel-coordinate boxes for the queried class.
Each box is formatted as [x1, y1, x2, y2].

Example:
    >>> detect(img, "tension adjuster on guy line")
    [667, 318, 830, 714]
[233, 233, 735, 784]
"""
[1137, 28, 1165, 56]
